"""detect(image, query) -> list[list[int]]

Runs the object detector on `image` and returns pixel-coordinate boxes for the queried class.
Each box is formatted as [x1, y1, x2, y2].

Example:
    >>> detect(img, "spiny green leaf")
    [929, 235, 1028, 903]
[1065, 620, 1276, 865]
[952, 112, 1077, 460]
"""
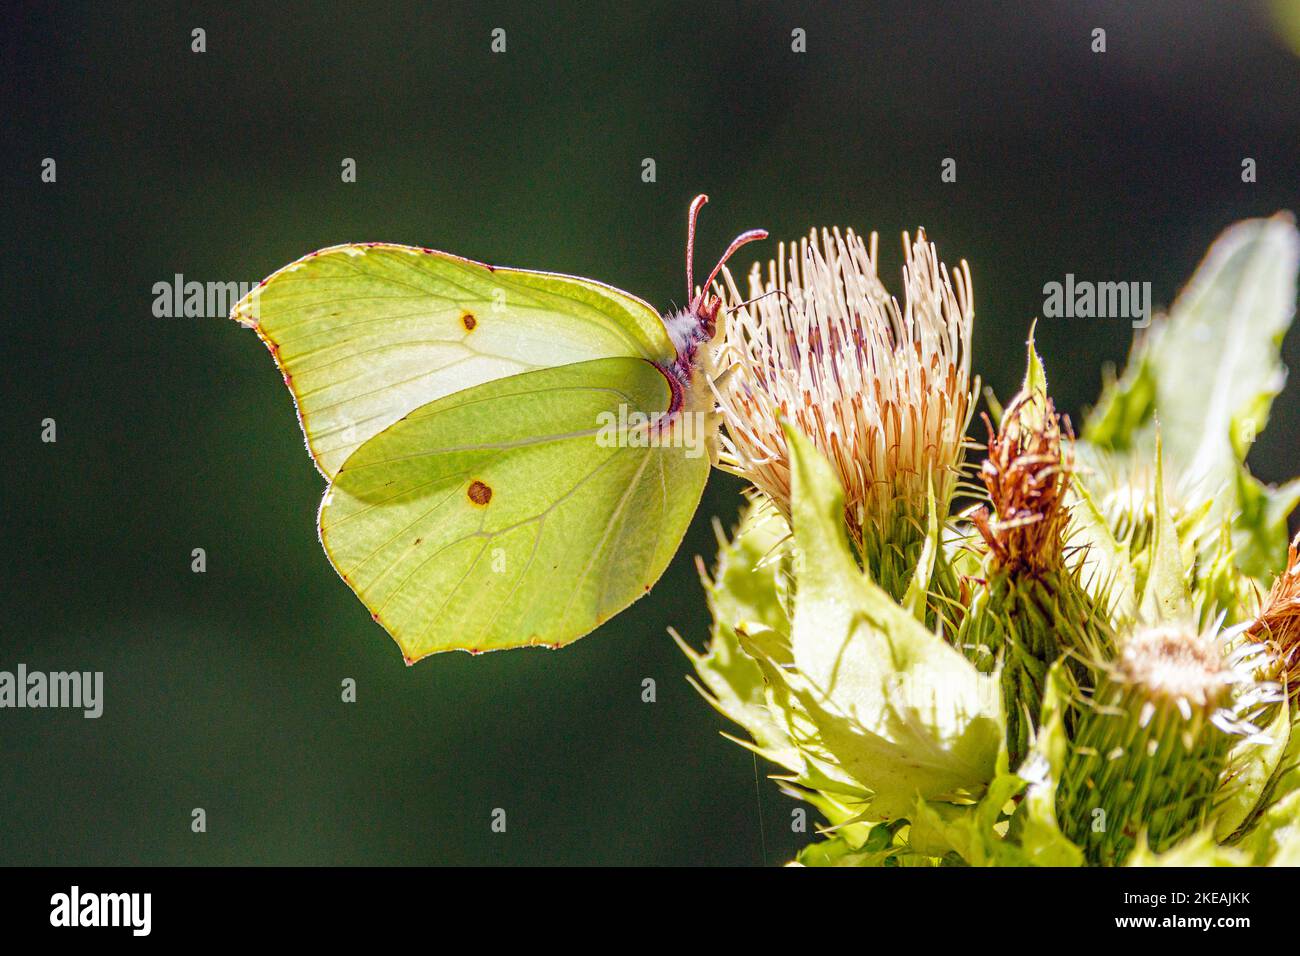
[678, 505, 802, 774]
[1124, 828, 1251, 867]
[1139, 439, 1192, 623]
[1215, 700, 1291, 841]
[1086, 214, 1299, 486]
[1144, 215, 1298, 494]
[910, 773, 1026, 866]
[1069, 483, 1137, 624]
[1082, 215, 1300, 600]
[1012, 661, 1085, 865]
[1240, 787, 1300, 865]
[1233, 470, 1300, 580]
[902, 481, 940, 623]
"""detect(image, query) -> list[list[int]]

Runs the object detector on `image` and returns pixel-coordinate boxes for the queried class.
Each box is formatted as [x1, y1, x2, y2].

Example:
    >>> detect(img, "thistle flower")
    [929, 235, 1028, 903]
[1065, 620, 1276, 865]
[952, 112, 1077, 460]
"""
[711, 228, 974, 583]
[1057, 622, 1277, 864]
[1248, 532, 1300, 697]
[961, 384, 1103, 767]
[687, 215, 1300, 868]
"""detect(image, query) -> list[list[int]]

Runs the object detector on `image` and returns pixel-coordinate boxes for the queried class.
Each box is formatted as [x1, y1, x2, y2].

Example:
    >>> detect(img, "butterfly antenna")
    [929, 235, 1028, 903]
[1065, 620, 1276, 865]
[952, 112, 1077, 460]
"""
[725, 288, 792, 315]
[700, 228, 769, 302]
[686, 193, 709, 303]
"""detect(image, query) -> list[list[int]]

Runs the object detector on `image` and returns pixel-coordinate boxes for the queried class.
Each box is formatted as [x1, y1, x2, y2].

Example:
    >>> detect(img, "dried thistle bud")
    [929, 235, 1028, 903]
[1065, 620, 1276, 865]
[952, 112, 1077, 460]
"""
[1248, 533, 1300, 698]
[1057, 623, 1276, 864]
[959, 376, 1099, 768]
[972, 392, 1073, 575]
[712, 227, 974, 584]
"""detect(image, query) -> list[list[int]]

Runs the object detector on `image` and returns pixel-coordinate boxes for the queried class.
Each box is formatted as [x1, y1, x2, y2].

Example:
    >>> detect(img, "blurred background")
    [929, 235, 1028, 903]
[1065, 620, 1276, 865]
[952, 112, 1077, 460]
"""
[3, 0, 1299, 865]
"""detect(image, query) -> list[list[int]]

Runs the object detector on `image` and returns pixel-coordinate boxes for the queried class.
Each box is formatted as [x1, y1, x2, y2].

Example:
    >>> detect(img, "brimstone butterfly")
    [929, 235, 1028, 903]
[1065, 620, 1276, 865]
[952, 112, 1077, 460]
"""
[231, 195, 767, 662]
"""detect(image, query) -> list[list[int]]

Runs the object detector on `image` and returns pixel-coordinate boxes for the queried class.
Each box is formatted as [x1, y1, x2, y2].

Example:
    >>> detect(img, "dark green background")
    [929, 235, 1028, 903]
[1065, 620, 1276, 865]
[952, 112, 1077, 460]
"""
[4, 1, 1299, 864]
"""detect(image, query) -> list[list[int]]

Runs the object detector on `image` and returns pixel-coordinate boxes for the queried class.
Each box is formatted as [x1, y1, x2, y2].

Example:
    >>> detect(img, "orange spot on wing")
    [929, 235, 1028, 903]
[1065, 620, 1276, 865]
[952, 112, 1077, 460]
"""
[467, 480, 492, 506]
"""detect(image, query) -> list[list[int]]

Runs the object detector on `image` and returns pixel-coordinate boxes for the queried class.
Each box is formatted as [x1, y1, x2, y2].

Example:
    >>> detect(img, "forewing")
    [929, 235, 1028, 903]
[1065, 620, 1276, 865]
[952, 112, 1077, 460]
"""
[318, 357, 710, 659]
[232, 243, 675, 477]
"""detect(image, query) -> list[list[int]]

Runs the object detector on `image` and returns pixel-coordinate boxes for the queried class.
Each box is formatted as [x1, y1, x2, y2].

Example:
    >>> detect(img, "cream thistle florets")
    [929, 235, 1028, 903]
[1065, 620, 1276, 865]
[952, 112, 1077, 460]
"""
[1116, 625, 1243, 724]
[711, 228, 975, 559]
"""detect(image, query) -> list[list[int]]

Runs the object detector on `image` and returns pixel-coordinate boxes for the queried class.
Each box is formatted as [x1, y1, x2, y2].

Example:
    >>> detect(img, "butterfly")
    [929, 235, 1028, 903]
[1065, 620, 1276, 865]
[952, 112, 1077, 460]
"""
[231, 195, 767, 662]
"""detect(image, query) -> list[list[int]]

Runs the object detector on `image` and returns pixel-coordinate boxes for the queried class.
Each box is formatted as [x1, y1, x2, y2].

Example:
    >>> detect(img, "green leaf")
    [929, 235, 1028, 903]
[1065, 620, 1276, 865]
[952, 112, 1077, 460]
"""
[1215, 699, 1292, 841]
[1230, 698, 1300, 861]
[1139, 440, 1191, 623]
[902, 482, 940, 623]
[1068, 484, 1137, 624]
[686, 506, 871, 800]
[679, 506, 803, 774]
[1082, 215, 1300, 588]
[1142, 215, 1298, 494]
[910, 772, 1025, 866]
[1233, 470, 1300, 580]
[1082, 214, 1300, 608]
[1012, 661, 1085, 865]
[916, 665, 1084, 866]
[1124, 829, 1251, 867]
[747, 650, 871, 801]
[703, 505, 792, 652]
[1016, 324, 1051, 437]
[1085, 215, 1299, 488]
[1241, 788, 1300, 865]
[1023, 325, 1048, 398]
[1083, 360, 1156, 452]
[795, 832, 901, 867]
[781, 424, 1005, 820]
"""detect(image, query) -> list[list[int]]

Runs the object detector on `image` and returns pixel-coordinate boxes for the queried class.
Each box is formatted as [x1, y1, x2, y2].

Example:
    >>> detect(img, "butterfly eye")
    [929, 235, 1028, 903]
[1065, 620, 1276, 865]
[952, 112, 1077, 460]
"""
[696, 295, 722, 340]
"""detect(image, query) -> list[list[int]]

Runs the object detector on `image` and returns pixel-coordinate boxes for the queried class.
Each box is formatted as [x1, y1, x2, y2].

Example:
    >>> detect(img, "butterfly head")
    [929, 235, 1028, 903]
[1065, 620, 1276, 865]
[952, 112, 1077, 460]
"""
[685, 194, 768, 346]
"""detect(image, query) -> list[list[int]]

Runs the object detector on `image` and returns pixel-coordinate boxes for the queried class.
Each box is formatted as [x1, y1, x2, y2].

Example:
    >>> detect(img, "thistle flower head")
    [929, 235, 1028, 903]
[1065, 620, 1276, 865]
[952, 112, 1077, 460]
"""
[1059, 622, 1278, 863]
[972, 392, 1073, 575]
[1115, 624, 1233, 717]
[712, 227, 974, 552]
[1100, 622, 1279, 737]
